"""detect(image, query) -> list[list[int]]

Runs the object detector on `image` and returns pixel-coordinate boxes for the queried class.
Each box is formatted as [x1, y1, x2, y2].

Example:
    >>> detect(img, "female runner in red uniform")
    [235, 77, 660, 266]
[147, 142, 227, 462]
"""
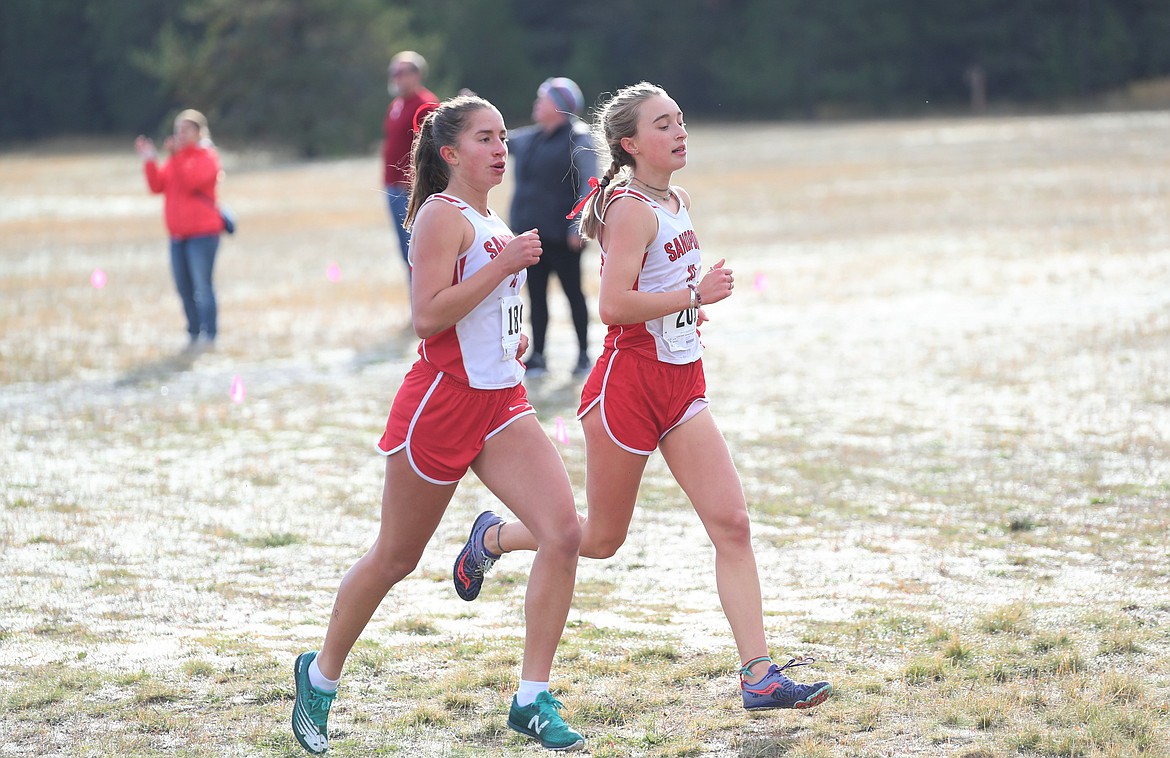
[293, 95, 585, 754]
[454, 82, 832, 714]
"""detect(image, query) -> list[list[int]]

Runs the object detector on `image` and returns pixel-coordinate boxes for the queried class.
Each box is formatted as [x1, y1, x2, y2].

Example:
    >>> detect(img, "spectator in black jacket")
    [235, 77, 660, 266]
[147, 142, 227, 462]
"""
[510, 77, 597, 377]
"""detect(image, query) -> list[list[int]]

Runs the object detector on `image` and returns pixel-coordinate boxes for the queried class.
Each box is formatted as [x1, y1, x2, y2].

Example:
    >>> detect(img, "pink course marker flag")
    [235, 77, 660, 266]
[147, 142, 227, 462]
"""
[554, 416, 570, 445]
[230, 375, 246, 403]
[90, 269, 107, 289]
[753, 272, 768, 292]
[326, 262, 342, 282]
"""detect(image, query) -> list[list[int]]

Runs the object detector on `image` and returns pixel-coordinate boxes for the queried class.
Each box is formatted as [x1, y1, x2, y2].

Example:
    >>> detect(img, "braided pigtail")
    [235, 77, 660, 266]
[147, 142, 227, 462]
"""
[578, 163, 619, 241]
[575, 82, 666, 241]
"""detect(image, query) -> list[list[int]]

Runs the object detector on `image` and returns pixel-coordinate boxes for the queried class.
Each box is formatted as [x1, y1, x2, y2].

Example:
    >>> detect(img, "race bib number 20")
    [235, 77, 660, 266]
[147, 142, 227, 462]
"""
[662, 306, 697, 352]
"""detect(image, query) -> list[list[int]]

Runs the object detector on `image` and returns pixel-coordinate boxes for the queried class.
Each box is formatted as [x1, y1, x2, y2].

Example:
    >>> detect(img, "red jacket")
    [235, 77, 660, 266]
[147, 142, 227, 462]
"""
[143, 144, 224, 239]
[382, 87, 437, 187]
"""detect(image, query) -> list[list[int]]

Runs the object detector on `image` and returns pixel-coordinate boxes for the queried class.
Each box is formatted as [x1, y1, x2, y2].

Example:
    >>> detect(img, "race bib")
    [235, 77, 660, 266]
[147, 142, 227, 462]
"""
[500, 295, 523, 360]
[662, 306, 698, 352]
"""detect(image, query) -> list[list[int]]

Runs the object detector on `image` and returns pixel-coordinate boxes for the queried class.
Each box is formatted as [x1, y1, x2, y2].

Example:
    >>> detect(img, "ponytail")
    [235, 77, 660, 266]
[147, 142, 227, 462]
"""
[404, 115, 447, 229]
[403, 94, 495, 230]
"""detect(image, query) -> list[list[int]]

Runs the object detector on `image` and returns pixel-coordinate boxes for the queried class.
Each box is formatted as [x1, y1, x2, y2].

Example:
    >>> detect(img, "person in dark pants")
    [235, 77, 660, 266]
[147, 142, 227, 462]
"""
[509, 77, 597, 377]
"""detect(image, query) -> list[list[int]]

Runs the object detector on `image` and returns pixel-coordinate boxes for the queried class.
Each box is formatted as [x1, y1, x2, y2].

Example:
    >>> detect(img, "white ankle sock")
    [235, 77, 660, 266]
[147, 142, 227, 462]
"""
[308, 656, 339, 693]
[515, 679, 549, 707]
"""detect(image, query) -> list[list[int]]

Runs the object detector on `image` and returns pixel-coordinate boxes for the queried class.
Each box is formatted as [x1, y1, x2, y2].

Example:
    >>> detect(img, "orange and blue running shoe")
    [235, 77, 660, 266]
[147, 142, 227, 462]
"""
[741, 656, 832, 710]
[453, 510, 504, 601]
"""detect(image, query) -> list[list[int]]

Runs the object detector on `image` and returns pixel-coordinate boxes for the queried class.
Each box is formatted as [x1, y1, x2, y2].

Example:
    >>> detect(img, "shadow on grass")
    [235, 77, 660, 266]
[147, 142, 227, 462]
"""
[113, 346, 202, 387]
[735, 729, 804, 756]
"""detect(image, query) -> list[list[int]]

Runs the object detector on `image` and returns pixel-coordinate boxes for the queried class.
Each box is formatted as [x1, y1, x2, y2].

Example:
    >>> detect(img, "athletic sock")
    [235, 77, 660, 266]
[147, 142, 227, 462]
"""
[482, 522, 502, 558]
[515, 679, 549, 707]
[308, 656, 339, 693]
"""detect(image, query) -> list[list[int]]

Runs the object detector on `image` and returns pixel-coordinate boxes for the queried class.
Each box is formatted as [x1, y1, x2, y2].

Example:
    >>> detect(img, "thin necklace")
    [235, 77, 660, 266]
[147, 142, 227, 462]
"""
[630, 176, 671, 201]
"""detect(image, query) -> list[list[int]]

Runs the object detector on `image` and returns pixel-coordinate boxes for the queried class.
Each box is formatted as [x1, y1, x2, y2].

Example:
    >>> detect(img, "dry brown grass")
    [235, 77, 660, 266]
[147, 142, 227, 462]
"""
[2, 111, 1169, 756]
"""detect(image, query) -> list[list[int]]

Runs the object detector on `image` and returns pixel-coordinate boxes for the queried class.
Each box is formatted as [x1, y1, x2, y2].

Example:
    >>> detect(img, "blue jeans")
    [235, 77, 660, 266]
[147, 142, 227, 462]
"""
[170, 234, 219, 341]
[385, 184, 411, 268]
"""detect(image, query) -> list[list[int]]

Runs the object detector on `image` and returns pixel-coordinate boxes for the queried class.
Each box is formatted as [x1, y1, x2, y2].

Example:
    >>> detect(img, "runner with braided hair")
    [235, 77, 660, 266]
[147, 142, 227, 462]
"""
[454, 82, 833, 712]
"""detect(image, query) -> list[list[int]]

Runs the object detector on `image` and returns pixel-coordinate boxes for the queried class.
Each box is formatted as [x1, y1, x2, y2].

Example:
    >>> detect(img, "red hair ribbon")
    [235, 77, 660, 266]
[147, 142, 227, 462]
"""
[565, 176, 602, 219]
[413, 101, 440, 132]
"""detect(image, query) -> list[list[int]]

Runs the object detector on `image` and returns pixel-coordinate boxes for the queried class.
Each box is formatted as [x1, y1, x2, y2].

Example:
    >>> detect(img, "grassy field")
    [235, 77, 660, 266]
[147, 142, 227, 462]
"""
[1, 110, 1169, 757]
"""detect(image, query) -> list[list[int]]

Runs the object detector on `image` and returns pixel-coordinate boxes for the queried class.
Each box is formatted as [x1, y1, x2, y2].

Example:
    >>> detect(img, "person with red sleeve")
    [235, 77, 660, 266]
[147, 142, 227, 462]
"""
[382, 51, 438, 281]
[135, 109, 226, 349]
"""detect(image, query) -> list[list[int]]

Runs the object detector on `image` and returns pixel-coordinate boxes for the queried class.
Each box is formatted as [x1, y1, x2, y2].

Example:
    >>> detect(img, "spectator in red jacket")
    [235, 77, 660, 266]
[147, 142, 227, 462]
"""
[382, 51, 438, 284]
[135, 109, 226, 349]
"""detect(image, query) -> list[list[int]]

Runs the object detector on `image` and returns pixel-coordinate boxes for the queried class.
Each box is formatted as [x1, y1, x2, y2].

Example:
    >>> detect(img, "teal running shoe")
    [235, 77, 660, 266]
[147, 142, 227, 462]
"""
[741, 656, 832, 711]
[292, 651, 336, 754]
[453, 510, 504, 601]
[508, 691, 585, 751]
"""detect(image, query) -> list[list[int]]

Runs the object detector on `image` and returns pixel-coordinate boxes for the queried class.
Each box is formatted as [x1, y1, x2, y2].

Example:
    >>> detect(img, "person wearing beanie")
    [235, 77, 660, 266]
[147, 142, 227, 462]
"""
[508, 76, 597, 378]
[539, 77, 584, 118]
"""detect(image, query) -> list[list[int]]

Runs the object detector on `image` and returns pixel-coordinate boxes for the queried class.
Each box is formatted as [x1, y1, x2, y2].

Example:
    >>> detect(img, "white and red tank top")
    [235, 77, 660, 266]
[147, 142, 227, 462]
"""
[599, 187, 703, 365]
[411, 193, 527, 389]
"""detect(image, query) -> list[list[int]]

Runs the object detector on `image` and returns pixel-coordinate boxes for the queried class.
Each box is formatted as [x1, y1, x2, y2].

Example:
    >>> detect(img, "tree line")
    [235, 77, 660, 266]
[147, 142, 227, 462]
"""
[2, 0, 1169, 155]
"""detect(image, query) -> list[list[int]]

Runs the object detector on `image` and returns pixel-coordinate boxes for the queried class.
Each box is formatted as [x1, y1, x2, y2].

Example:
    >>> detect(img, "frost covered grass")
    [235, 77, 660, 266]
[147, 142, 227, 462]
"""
[2, 112, 1169, 755]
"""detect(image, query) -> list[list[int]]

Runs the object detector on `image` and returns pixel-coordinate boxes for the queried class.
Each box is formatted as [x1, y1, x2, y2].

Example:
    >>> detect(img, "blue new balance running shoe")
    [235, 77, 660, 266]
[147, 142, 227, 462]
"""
[292, 651, 336, 754]
[741, 656, 832, 711]
[453, 510, 504, 601]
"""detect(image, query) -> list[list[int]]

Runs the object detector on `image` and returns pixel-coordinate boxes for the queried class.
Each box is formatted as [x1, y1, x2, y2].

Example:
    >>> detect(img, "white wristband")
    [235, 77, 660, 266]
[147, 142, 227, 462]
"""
[687, 283, 702, 309]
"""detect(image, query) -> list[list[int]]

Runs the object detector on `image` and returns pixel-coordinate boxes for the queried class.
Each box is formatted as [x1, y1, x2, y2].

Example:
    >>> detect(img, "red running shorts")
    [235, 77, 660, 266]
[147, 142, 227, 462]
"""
[577, 348, 708, 455]
[379, 360, 534, 484]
